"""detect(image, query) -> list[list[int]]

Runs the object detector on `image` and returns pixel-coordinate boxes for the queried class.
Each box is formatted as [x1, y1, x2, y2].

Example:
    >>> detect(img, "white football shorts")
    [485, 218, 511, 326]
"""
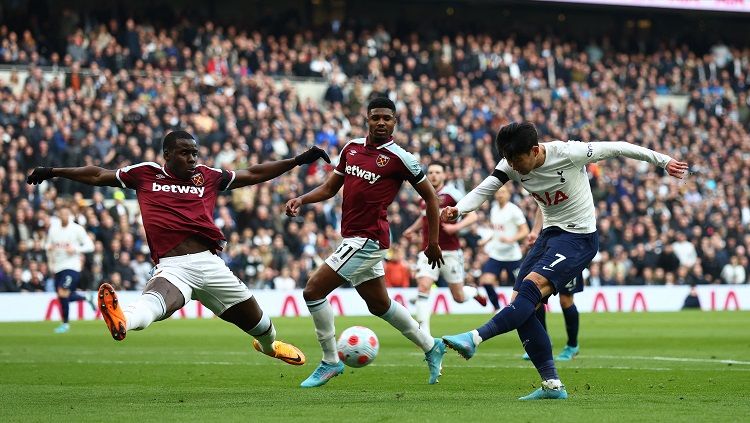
[325, 237, 387, 286]
[151, 251, 252, 315]
[416, 249, 465, 284]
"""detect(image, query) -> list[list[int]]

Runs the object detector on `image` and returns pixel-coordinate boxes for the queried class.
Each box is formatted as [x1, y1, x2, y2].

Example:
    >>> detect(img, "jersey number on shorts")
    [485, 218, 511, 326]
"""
[333, 243, 357, 262]
[542, 253, 567, 271]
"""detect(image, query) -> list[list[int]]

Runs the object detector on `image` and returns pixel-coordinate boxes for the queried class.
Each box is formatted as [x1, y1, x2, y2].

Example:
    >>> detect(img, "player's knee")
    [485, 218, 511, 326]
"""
[144, 277, 185, 314]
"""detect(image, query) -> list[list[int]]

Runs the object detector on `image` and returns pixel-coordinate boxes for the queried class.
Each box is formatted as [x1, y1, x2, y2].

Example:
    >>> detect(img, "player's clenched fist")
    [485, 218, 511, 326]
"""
[295, 146, 331, 166]
[26, 167, 54, 185]
[286, 197, 303, 217]
[440, 206, 459, 222]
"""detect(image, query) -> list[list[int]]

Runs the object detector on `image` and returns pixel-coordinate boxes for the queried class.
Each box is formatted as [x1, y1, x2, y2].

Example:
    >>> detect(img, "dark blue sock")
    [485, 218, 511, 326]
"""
[483, 284, 500, 309]
[68, 292, 85, 302]
[517, 313, 558, 381]
[477, 280, 541, 341]
[535, 305, 547, 331]
[60, 297, 70, 324]
[562, 304, 579, 347]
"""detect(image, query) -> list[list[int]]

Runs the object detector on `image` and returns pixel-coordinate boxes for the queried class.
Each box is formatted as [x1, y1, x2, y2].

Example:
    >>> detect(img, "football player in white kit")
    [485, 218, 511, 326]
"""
[46, 205, 96, 333]
[441, 122, 688, 400]
[476, 185, 529, 311]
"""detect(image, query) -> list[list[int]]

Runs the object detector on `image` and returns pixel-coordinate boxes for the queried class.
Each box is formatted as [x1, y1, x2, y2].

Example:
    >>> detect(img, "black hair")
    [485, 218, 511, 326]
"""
[162, 130, 196, 154]
[494, 122, 538, 160]
[428, 161, 449, 172]
[367, 97, 396, 113]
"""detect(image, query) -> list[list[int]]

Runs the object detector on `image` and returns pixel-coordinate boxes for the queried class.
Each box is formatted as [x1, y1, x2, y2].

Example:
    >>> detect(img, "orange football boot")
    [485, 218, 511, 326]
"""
[98, 283, 127, 341]
[253, 340, 306, 365]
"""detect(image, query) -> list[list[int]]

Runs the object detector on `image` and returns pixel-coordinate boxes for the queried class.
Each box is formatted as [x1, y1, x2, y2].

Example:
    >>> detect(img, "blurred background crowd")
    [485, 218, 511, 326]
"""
[0, 2, 748, 293]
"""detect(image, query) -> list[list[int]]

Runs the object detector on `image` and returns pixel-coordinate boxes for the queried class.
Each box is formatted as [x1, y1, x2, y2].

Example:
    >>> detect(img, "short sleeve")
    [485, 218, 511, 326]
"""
[116, 163, 148, 189]
[512, 206, 527, 226]
[334, 145, 348, 176]
[401, 153, 425, 185]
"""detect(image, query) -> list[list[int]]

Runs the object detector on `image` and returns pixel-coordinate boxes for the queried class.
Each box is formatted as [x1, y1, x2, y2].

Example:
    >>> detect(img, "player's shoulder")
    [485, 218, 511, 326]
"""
[195, 164, 224, 174]
[439, 184, 463, 202]
[121, 161, 162, 172]
[382, 142, 418, 164]
[342, 138, 366, 151]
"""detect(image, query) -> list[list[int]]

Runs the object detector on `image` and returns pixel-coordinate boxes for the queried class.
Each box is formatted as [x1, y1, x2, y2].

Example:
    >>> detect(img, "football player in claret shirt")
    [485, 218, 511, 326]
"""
[27, 130, 330, 367]
[440, 122, 688, 400]
[286, 97, 447, 388]
[402, 161, 486, 337]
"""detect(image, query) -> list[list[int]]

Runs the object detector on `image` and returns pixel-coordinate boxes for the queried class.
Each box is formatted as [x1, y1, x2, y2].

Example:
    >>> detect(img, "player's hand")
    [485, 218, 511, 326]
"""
[666, 159, 689, 179]
[424, 243, 444, 269]
[443, 223, 460, 235]
[26, 167, 54, 185]
[527, 231, 539, 246]
[65, 244, 77, 254]
[403, 227, 415, 241]
[440, 206, 459, 222]
[285, 197, 303, 217]
[295, 146, 331, 166]
[499, 235, 513, 243]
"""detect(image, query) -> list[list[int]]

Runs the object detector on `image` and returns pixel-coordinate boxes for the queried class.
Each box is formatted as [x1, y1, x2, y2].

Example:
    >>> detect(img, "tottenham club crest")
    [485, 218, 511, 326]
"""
[376, 154, 390, 167]
[191, 172, 205, 187]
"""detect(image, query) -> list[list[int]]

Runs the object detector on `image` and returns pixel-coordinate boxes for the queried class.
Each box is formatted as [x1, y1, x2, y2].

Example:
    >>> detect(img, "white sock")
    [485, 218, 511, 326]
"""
[307, 299, 338, 364]
[246, 311, 276, 354]
[471, 329, 483, 346]
[414, 292, 431, 336]
[124, 292, 165, 331]
[461, 285, 478, 302]
[542, 379, 564, 390]
[380, 300, 434, 352]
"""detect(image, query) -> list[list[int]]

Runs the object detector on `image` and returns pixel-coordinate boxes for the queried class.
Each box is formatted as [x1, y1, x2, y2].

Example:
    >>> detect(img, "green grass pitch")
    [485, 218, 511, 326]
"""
[1, 311, 748, 422]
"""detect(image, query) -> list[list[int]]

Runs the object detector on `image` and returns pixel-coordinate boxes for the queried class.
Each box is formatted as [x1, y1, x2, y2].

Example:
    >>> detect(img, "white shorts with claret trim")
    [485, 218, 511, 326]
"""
[151, 251, 252, 315]
[325, 237, 387, 286]
[416, 249, 465, 284]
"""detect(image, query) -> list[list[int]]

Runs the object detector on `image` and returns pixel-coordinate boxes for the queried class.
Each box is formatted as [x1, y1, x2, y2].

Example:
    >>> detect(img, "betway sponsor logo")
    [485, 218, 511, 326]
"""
[152, 182, 206, 197]
[345, 164, 381, 184]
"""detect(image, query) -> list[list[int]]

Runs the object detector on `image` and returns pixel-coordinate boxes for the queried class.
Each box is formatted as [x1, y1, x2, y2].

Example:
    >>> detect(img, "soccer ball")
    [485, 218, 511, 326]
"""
[337, 326, 379, 368]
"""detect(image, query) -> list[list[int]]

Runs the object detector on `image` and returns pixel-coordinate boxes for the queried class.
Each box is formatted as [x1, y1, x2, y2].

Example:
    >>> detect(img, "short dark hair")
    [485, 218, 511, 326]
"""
[428, 161, 449, 172]
[162, 130, 195, 154]
[494, 122, 538, 160]
[367, 97, 396, 113]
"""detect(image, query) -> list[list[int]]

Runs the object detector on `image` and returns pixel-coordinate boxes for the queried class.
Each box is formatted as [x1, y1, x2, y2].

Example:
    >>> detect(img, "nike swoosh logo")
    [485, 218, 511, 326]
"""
[286, 355, 303, 363]
[521, 178, 531, 182]
[542, 266, 554, 271]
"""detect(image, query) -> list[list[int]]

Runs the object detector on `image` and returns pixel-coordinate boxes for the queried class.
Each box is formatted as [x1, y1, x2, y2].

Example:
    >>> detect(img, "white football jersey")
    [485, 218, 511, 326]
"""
[457, 141, 672, 234]
[46, 221, 95, 273]
[483, 201, 526, 261]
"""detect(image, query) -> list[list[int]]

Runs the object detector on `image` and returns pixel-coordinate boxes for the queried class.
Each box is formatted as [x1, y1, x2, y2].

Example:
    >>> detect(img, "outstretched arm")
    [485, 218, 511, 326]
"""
[229, 146, 330, 189]
[27, 166, 120, 187]
[443, 211, 478, 234]
[285, 172, 344, 217]
[578, 141, 688, 178]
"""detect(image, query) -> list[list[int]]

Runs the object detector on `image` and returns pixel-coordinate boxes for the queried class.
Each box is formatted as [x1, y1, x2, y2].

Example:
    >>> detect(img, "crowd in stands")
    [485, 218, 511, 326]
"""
[0, 14, 748, 293]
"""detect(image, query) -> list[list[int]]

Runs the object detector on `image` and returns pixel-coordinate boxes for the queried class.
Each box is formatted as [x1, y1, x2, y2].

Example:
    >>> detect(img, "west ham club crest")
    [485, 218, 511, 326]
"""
[191, 172, 205, 186]
[376, 154, 390, 167]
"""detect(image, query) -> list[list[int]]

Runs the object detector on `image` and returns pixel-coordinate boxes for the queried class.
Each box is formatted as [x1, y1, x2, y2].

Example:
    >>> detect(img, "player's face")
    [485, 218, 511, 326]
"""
[495, 187, 509, 204]
[506, 146, 540, 175]
[165, 139, 199, 179]
[426, 165, 445, 189]
[59, 208, 70, 225]
[367, 108, 396, 142]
